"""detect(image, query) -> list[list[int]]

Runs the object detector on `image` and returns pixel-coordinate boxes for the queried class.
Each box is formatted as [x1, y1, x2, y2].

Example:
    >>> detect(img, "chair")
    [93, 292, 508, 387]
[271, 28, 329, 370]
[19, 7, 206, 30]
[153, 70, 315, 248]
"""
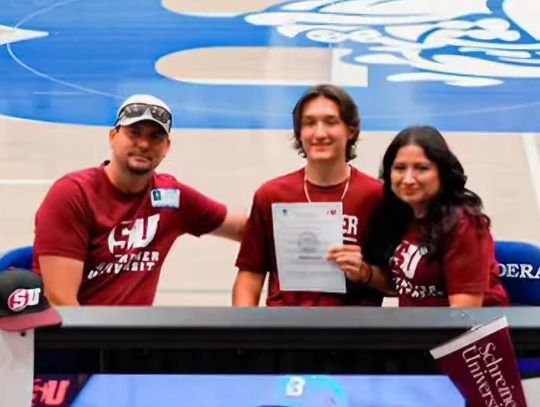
[0, 245, 34, 272]
[495, 240, 540, 305]
[494, 242, 540, 383]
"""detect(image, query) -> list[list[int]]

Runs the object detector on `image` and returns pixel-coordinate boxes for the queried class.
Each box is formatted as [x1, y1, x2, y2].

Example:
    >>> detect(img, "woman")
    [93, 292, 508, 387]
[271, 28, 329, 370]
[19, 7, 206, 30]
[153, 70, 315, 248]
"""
[353, 125, 509, 307]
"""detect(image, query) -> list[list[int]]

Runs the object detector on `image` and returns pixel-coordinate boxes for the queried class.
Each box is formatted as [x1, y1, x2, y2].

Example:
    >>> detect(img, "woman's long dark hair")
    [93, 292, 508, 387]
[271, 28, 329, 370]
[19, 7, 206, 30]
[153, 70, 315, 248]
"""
[372, 126, 488, 263]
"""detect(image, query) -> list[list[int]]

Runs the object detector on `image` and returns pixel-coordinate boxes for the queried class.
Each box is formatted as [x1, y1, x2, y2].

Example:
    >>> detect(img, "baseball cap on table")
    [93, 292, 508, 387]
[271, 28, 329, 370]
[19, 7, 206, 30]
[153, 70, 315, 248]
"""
[0, 268, 62, 332]
[115, 94, 173, 135]
[258, 375, 349, 407]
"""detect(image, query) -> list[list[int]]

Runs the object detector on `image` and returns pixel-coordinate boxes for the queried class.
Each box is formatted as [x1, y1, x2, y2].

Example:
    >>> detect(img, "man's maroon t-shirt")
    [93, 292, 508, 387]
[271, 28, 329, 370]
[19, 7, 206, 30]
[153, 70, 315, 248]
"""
[236, 167, 383, 306]
[389, 213, 509, 307]
[33, 164, 226, 305]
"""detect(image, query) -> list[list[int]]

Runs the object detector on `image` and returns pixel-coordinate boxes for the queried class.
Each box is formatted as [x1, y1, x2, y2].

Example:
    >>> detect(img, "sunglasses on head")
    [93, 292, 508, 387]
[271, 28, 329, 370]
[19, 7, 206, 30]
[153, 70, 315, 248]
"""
[116, 103, 172, 132]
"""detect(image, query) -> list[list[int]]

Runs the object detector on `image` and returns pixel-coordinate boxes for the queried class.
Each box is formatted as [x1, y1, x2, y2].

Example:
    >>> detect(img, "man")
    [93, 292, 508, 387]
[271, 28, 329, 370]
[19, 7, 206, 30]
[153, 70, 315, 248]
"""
[233, 84, 382, 306]
[33, 94, 245, 306]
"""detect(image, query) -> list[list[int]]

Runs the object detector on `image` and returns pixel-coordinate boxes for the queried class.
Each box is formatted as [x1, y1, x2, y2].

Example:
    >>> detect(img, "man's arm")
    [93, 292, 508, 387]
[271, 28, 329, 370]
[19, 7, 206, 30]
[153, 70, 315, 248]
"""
[34, 178, 89, 306]
[343, 260, 396, 295]
[232, 270, 266, 306]
[210, 210, 247, 242]
[366, 264, 396, 295]
[232, 188, 269, 306]
[38, 256, 83, 306]
[449, 293, 483, 307]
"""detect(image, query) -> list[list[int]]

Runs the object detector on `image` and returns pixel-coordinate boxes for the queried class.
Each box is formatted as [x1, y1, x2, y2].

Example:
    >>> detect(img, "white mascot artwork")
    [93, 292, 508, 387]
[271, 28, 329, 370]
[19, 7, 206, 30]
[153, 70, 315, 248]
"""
[245, 0, 540, 87]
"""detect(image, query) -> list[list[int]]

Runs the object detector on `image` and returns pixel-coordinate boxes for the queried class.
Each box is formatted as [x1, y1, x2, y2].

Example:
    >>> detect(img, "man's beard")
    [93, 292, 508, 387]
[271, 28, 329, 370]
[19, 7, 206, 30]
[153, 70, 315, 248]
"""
[126, 163, 153, 176]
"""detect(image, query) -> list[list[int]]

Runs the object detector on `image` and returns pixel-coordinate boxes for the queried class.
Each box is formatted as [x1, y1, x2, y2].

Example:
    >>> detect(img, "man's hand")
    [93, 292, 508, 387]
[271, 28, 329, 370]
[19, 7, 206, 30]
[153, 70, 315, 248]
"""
[327, 245, 372, 284]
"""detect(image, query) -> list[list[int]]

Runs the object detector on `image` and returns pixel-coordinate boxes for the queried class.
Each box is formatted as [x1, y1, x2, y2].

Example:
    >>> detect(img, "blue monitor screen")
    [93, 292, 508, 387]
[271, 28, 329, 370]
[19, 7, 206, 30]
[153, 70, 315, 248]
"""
[33, 374, 465, 407]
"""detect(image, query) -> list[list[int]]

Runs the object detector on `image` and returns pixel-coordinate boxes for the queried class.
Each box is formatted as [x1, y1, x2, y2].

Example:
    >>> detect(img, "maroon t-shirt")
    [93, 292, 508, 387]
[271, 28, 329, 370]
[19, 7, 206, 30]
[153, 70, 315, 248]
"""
[33, 164, 227, 305]
[236, 167, 383, 306]
[389, 213, 509, 307]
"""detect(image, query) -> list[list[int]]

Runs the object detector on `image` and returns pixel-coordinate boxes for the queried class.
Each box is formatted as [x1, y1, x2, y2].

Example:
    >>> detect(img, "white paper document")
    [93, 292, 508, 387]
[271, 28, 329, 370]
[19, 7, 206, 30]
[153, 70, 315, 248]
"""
[272, 202, 346, 293]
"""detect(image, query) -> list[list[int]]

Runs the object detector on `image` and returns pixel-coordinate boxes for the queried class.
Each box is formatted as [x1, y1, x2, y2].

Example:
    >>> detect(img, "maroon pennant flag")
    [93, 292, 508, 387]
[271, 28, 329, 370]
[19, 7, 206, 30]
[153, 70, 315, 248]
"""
[430, 316, 528, 407]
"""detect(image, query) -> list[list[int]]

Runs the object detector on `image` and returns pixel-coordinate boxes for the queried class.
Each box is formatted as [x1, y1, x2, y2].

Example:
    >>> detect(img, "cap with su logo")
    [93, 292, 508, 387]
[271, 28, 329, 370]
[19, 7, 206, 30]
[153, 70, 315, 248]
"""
[0, 268, 62, 332]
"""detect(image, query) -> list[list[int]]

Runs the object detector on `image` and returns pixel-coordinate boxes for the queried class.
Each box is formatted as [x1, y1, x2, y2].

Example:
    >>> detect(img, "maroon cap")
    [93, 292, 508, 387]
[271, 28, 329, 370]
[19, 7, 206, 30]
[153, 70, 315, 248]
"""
[0, 268, 62, 332]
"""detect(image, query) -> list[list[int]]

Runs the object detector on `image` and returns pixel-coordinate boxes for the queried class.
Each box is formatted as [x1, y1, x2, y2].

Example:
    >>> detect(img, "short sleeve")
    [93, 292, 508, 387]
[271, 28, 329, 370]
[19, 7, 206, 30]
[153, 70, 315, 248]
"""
[235, 189, 271, 273]
[178, 183, 227, 237]
[34, 178, 90, 261]
[443, 215, 491, 295]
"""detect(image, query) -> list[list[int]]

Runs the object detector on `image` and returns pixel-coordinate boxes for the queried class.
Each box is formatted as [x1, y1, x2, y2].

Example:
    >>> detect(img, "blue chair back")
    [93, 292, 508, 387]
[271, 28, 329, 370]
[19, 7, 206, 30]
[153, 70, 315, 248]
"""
[0, 246, 34, 272]
[495, 240, 540, 305]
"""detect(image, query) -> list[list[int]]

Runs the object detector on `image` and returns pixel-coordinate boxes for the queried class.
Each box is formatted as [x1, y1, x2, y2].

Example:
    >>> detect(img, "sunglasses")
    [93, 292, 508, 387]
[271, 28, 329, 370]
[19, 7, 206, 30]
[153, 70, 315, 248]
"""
[116, 103, 172, 132]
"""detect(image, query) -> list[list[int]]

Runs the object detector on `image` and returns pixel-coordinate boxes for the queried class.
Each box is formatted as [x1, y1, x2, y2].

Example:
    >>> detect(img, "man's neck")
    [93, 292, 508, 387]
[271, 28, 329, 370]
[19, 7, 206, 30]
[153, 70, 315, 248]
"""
[105, 161, 151, 194]
[304, 161, 350, 186]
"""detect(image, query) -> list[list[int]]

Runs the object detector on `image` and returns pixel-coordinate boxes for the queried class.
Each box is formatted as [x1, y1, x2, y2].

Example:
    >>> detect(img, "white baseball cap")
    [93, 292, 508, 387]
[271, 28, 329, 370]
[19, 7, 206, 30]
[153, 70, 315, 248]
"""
[115, 94, 173, 135]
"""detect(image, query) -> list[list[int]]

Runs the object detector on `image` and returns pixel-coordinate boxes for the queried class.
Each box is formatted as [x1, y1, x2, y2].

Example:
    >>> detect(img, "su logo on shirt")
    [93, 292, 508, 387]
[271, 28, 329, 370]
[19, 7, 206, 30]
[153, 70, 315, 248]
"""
[391, 241, 428, 279]
[107, 214, 160, 254]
